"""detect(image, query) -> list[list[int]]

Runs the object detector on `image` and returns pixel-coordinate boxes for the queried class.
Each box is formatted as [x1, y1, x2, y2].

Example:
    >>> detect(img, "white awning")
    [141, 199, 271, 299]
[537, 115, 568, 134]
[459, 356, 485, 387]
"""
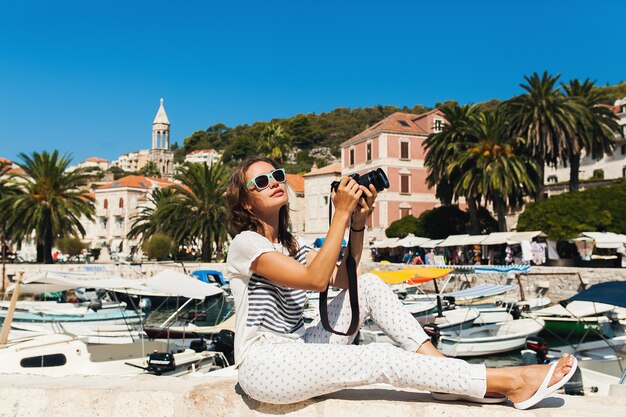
[481, 232, 515, 245]
[580, 232, 626, 249]
[465, 235, 487, 245]
[395, 234, 431, 248]
[507, 231, 546, 244]
[372, 238, 400, 248]
[420, 239, 444, 248]
[9, 270, 224, 300]
[437, 234, 469, 247]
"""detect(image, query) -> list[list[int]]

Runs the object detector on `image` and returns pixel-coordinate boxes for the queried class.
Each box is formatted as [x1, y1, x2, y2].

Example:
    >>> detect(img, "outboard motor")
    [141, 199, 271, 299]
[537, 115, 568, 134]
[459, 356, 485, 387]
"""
[147, 352, 176, 375]
[214, 329, 235, 366]
[563, 367, 584, 396]
[87, 299, 102, 312]
[190, 339, 208, 353]
[423, 323, 441, 345]
[442, 296, 456, 309]
[525, 336, 549, 364]
[510, 304, 522, 320]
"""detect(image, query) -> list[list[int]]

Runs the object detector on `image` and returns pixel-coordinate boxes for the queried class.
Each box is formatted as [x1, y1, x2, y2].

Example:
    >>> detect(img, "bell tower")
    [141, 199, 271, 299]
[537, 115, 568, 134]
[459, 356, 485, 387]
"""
[152, 98, 170, 150]
[148, 98, 174, 177]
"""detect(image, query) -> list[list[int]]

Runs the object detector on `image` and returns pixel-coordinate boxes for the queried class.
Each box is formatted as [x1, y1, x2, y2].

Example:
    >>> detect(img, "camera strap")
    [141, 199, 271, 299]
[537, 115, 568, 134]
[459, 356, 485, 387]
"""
[318, 201, 360, 336]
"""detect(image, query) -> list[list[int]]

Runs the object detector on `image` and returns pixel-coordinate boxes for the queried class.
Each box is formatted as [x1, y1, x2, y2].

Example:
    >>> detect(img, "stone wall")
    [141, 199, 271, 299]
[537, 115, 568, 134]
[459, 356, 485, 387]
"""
[0, 373, 624, 417]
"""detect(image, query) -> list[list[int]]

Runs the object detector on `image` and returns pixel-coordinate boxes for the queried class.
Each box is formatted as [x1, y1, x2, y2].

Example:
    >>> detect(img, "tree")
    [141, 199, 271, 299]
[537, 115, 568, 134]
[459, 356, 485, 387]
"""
[56, 236, 85, 257]
[129, 161, 228, 262]
[142, 233, 174, 260]
[415, 206, 469, 239]
[424, 103, 483, 233]
[140, 161, 161, 178]
[386, 215, 421, 238]
[504, 71, 579, 200]
[562, 79, 621, 191]
[257, 123, 290, 164]
[449, 110, 539, 231]
[1, 151, 95, 263]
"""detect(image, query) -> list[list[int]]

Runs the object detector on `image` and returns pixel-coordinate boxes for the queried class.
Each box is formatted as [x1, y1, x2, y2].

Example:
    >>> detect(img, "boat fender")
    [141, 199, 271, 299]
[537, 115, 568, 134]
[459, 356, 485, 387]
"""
[190, 339, 208, 353]
[139, 298, 152, 311]
[423, 323, 440, 345]
[147, 352, 176, 375]
[524, 336, 548, 364]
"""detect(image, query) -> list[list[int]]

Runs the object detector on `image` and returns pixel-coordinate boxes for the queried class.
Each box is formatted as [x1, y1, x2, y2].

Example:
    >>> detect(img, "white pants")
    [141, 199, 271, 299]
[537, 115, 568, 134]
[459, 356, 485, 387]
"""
[238, 273, 487, 404]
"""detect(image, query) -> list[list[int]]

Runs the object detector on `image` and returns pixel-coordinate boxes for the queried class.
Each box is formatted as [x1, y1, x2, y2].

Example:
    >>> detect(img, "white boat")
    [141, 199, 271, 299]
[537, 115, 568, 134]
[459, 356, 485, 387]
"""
[0, 333, 225, 377]
[436, 318, 545, 357]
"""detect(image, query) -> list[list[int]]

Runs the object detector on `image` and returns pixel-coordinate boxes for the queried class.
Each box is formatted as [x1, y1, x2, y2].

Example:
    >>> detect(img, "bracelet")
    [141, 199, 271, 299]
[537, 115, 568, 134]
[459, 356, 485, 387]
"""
[350, 225, 366, 233]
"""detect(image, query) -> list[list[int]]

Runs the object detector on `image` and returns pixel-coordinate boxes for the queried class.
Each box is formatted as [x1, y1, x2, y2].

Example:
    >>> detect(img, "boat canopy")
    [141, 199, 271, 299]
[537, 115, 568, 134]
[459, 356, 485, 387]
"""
[8, 270, 224, 300]
[369, 267, 452, 285]
[440, 284, 516, 301]
[564, 281, 626, 309]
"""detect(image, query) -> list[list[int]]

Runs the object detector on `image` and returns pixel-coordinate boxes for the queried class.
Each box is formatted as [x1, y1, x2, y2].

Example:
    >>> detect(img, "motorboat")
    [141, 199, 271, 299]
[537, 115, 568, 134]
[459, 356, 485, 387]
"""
[0, 333, 225, 377]
[434, 318, 545, 357]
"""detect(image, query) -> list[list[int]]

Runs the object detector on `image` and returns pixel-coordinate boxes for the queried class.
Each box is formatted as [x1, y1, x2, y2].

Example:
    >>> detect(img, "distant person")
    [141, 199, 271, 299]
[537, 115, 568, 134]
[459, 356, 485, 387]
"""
[402, 250, 414, 264]
[224, 156, 576, 409]
[411, 253, 424, 265]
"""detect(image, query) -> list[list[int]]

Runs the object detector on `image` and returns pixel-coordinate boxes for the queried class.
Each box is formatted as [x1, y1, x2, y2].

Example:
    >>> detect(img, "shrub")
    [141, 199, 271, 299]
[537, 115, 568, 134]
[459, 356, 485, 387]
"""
[142, 233, 174, 260]
[56, 237, 85, 257]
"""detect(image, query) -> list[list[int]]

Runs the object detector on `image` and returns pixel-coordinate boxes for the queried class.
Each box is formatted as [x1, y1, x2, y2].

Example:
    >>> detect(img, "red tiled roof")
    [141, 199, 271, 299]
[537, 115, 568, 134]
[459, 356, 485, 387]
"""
[86, 157, 108, 163]
[0, 157, 25, 175]
[97, 175, 173, 190]
[187, 149, 215, 156]
[286, 174, 304, 193]
[341, 109, 444, 147]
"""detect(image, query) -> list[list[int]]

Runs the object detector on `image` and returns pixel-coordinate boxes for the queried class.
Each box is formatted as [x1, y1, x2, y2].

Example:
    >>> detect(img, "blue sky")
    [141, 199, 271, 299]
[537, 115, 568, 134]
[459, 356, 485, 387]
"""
[1, 0, 625, 163]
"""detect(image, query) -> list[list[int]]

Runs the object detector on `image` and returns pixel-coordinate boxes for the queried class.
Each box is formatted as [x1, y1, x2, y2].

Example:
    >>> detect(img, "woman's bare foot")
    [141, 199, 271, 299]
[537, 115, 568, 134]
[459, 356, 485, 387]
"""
[506, 354, 575, 404]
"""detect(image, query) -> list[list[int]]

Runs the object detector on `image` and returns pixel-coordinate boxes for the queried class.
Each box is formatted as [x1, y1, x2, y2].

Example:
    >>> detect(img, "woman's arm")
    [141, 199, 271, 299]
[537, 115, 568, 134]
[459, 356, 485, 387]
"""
[251, 177, 362, 291]
[330, 184, 377, 289]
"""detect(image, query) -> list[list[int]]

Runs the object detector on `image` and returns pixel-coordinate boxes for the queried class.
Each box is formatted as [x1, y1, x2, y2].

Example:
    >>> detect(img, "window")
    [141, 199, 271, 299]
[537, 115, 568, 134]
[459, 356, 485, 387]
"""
[400, 174, 410, 194]
[399, 207, 411, 218]
[323, 196, 329, 206]
[400, 142, 409, 160]
[433, 118, 444, 132]
[623, 166, 626, 178]
[621, 144, 626, 155]
[21, 353, 67, 368]
[398, 120, 410, 127]
[119, 198, 124, 209]
[349, 148, 355, 166]
[366, 142, 372, 162]
[103, 199, 108, 209]
[547, 175, 558, 183]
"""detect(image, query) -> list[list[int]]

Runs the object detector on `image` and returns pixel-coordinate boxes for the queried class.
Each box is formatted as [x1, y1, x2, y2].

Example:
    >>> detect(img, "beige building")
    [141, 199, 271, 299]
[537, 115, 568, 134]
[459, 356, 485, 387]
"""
[83, 175, 173, 258]
[302, 163, 342, 240]
[285, 174, 305, 236]
[184, 149, 222, 165]
[112, 98, 174, 178]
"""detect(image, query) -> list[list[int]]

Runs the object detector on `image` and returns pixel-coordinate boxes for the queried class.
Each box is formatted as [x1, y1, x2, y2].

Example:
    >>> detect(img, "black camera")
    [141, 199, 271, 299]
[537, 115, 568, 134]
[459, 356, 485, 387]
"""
[331, 168, 390, 193]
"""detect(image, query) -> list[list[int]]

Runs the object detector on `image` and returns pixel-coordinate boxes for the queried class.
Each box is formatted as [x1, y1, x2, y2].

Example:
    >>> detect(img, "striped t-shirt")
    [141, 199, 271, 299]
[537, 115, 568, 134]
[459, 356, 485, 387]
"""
[227, 231, 312, 365]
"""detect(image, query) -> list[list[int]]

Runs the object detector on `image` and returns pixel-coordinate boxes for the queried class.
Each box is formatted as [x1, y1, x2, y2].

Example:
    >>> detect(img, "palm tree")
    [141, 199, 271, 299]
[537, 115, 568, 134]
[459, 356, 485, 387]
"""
[562, 79, 621, 191]
[0, 160, 19, 291]
[257, 123, 289, 164]
[449, 110, 539, 231]
[424, 103, 483, 233]
[129, 160, 228, 262]
[504, 71, 579, 200]
[1, 151, 95, 264]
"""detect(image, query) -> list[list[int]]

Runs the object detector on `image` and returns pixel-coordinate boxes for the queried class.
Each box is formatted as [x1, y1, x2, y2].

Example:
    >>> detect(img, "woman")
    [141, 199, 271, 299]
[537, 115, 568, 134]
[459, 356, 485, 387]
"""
[225, 156, 576, 409]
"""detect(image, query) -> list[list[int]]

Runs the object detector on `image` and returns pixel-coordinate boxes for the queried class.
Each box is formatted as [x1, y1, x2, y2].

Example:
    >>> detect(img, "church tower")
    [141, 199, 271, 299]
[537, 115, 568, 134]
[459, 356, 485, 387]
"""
[148, 98, 174, 177]
[152, 98, 170, 150]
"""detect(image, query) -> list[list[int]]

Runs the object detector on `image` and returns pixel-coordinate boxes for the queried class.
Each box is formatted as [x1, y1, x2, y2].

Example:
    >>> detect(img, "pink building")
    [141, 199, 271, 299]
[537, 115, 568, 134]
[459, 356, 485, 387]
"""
[340, 110, 445, 240]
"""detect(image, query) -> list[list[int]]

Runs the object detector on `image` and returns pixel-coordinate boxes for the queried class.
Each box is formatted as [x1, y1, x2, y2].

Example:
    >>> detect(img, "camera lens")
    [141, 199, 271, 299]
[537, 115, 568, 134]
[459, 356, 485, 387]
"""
[358, 168, 389, 192]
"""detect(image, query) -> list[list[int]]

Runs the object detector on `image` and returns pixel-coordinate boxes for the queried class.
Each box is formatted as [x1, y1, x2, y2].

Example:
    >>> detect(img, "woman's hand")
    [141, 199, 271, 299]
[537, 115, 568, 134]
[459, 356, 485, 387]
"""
[351, 184, 378, 228]
[331, 176, 362, 217]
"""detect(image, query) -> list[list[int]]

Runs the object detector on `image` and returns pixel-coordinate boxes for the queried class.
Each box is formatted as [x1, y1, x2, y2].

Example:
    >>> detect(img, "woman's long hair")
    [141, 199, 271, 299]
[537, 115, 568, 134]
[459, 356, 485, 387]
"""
[226, 156, 298, 256]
